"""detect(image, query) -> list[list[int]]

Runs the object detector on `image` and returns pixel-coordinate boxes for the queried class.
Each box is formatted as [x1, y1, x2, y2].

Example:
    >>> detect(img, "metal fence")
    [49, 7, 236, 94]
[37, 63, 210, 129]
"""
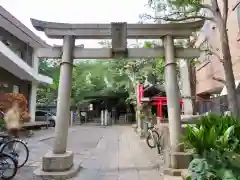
[197, 95, 229, 115]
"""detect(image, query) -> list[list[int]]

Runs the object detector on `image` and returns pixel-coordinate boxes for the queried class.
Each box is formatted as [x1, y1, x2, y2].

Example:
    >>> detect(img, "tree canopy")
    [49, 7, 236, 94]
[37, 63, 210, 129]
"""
[37, 41, 165, 107]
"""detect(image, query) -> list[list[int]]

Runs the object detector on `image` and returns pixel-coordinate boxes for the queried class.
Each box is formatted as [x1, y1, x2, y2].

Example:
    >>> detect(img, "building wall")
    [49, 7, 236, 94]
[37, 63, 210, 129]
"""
[195, 0, 240, 95]
[0, 67, 31, 103]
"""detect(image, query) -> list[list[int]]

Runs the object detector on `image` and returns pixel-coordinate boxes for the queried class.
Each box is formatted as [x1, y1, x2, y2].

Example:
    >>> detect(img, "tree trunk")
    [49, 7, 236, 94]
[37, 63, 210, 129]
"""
[219, 25, 240, 117]
[186, 38, 197, 114]
[189, 60, 197, 115]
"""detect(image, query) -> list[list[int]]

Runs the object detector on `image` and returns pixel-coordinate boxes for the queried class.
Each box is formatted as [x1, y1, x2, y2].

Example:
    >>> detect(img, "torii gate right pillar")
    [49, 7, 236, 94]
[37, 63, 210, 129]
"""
[164, 36, 182, 169]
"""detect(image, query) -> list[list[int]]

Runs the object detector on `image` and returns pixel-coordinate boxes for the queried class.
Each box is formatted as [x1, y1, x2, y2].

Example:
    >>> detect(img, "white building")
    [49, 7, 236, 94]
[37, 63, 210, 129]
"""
[0, 5, 53, 121]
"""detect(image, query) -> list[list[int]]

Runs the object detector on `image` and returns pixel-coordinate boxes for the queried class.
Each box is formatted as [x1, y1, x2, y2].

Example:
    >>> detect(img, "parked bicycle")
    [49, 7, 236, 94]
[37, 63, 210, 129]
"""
[0, 134, 29, 168]
[145, 121, 162, 154]
[0, 152, 18, 180]
[0, 111, 29, 168]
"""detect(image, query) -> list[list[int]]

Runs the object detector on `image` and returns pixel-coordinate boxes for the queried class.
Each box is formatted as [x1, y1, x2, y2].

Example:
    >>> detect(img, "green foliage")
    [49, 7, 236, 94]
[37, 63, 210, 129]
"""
[71, 60, 129, 104]
[0, 118, 4, 131]
[38, 59, 130, 105]
[98, 40, 165, 106]
[37, 40, 165, 106]
[146, 0, 203, 22]
[188, 158, 216, 180]
[37, 59, 60, 105]
[183, 114, 240, 180]
[187, 152, 240, 180]
[183, 114, 240, 154]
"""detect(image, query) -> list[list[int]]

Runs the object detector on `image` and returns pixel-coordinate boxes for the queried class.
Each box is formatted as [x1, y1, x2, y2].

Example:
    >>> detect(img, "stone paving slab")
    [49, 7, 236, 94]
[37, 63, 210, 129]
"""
[15, 125, 164, 180]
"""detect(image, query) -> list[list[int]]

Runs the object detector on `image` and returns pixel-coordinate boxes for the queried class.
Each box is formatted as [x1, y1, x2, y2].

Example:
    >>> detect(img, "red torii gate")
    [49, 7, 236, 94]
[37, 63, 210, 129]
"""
[151, 97, 184, 119]
[138, 85, 184, 120]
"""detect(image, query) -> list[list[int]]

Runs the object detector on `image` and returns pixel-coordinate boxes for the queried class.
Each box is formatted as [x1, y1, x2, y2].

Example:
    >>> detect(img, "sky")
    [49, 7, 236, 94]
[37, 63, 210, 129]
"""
[1, 0, 153, 47]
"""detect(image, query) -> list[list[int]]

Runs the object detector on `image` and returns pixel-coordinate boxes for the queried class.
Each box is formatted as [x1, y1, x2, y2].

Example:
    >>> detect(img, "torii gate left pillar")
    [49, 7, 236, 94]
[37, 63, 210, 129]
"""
[53, 35, 75, 154]
[34, 36, 80, 179]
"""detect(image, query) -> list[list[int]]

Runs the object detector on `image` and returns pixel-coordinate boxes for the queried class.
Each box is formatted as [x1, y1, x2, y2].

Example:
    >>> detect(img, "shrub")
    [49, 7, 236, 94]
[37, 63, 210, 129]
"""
[183, 114, 240, 180]
[0, 92, 31, 123]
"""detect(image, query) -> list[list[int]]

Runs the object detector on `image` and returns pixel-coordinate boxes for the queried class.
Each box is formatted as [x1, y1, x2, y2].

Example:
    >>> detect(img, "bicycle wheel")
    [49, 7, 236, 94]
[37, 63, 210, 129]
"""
[0, 153, 17, 180]
[1, 139, 29, 168]
[146, 130, 160, 148]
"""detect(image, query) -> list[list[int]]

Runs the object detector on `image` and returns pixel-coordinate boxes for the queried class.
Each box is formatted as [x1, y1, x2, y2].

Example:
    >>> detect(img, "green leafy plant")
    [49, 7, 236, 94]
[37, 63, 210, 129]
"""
[183, 114, 240, 180]
[187, 151, 240, 180]
[188, 158, 216, 180]
[183, 114, 240, 155]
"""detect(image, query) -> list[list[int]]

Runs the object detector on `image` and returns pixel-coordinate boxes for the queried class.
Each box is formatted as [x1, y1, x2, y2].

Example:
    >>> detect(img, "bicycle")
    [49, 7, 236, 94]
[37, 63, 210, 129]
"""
[0, 134, 29, 168]
[0, 111, 29, 168]
[0, 152, 18, 180]
[145, 121, 162, 154]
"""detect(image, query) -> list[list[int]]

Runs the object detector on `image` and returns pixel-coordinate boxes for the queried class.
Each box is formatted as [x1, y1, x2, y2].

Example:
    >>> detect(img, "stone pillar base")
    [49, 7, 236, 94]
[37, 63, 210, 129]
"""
[164, 152, 193, 177]
[132, 124, 137, 132]
[34, 151, 81, 180]
[137, 128, 145, 138]
[137, 127, 142, 133]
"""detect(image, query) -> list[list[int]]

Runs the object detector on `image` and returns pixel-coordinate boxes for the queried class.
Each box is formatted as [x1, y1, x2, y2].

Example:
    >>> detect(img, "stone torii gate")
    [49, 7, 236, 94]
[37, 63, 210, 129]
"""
[31, 19, 203, 179]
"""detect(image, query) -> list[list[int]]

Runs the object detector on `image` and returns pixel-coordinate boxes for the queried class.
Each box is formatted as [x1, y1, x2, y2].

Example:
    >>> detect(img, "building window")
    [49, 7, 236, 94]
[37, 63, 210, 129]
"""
[13, 85, 19, 93]
[199, 40, 210, 63]
[0, 83, 8, 88]
[2, 40, 23, 58]
[237, 6, 240, 42]
[237, 6, 240, 28]
[0, 82, 10, 93]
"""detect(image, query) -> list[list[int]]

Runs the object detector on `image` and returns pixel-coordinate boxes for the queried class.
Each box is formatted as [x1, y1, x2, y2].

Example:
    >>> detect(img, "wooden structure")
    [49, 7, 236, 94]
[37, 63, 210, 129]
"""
[83, 92, 133, 123]
[21, 121, 49, 129]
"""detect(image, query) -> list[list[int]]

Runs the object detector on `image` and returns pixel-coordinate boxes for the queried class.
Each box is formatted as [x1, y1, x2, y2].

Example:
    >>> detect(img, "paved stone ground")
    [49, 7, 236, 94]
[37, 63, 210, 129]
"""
[15, 125, 164, 180]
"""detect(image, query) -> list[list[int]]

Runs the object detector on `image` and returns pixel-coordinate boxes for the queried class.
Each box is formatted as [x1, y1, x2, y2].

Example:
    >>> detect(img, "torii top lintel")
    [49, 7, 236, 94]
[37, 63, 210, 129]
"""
[30, 18, 204, 39]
